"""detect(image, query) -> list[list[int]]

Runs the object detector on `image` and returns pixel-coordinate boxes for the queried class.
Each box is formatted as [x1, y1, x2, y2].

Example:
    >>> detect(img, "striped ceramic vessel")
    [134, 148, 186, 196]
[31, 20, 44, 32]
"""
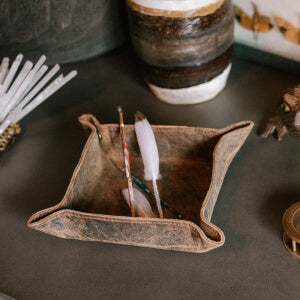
[127, 0, 234, 104]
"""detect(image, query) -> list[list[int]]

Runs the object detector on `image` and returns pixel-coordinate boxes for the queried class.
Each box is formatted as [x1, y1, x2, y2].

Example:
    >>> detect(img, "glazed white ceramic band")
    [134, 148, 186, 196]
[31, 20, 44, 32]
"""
[132, 0, 220, 11]
[148, 64, 231, 105]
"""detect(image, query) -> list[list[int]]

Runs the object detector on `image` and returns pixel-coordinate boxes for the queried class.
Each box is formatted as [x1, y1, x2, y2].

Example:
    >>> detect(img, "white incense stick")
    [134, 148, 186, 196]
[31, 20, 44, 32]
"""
[0, 119, 11, 135]
[0, 54, 23, 96]
[12, 64, 60, 117]
[14, 71, 77, 123]
[0, 60, 33, 121]
[12, 55, 47, 107]
[0, 57, 9, 84]
[0, 54, 77, 135]
[8, 58, 47, 112]
[14, 64, 60, 112]
[17, 65, 48, 103]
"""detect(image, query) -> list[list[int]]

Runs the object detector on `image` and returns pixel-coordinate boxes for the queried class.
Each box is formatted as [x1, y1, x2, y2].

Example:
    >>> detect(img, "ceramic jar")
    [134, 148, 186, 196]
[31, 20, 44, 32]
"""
[126, 0, 234, 104]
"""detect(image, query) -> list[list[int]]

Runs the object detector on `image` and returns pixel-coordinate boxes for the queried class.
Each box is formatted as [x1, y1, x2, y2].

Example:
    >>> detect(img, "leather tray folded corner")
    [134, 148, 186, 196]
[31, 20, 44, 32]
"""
[28, 114, 253, 253]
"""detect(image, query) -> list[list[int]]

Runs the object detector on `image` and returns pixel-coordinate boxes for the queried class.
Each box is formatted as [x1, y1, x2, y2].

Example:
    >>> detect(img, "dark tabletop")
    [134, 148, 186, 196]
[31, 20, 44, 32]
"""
[0, 47, 299, 300]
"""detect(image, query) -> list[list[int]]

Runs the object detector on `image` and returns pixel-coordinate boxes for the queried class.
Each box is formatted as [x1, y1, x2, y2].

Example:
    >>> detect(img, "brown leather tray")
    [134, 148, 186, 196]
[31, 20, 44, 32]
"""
[28, 114, 253, 253]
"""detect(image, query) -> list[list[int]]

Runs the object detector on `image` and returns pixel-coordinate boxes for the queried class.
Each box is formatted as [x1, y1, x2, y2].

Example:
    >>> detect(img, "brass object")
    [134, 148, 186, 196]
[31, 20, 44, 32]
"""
[282, 202, 300, 258]
[0, 123, 21, 151]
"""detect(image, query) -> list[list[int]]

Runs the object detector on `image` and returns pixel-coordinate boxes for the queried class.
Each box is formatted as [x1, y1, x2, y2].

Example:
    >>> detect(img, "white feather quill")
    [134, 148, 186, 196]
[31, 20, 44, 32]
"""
[122, 188, 156, 218]
[135, 112, 163, 218]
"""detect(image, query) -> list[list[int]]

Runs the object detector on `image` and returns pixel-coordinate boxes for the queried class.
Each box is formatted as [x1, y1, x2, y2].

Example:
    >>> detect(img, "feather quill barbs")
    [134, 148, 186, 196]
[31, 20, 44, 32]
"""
[135, 111, 163, 218]
[122, 188, 156, 218]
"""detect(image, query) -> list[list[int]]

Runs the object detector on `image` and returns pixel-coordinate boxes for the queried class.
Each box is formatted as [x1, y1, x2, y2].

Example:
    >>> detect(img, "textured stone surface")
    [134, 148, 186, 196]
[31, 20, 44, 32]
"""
[0, 0, 127, 64]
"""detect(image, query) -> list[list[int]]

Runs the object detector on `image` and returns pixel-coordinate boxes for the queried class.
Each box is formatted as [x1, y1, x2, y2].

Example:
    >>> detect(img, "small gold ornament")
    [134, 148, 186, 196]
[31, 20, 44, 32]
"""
[0, 123, 21, 151]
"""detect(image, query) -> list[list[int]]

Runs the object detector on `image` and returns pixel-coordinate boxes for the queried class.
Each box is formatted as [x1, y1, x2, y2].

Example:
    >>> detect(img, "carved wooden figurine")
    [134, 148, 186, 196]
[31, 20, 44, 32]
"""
[261, 85, 300, 140]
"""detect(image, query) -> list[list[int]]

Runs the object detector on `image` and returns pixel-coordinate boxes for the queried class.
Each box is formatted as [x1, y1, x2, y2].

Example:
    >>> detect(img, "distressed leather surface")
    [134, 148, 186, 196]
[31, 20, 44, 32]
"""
[27, 114, 253, 253]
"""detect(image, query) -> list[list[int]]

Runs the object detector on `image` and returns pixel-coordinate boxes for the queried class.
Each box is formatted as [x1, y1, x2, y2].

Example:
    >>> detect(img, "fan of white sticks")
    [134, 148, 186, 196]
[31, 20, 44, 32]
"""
[0, 54, 77, 135]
